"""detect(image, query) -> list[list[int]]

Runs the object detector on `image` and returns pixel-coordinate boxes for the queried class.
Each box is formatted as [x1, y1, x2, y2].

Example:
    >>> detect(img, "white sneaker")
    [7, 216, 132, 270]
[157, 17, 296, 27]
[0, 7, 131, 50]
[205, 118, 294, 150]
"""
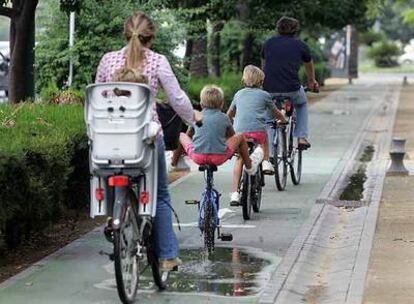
[245, 147, 264, 175]
[229, 192, 240, 206]
[262, 160, 275, 175]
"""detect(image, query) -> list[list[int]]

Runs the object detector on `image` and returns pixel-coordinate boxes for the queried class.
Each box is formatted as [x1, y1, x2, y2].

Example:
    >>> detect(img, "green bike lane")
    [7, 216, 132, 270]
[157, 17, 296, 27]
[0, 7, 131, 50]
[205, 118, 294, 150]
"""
[0, 78, 390, 304]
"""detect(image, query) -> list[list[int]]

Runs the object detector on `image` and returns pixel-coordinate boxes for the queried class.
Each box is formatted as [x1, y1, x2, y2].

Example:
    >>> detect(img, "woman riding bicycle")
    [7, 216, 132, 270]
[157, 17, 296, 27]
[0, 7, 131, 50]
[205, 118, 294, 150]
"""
[227, 65, 287, 205]
[95, 11, 196, 271]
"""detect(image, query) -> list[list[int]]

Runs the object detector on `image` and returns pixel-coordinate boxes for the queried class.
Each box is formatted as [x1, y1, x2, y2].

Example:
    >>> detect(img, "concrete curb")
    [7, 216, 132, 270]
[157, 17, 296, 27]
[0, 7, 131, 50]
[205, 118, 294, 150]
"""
[345, 86, 401, 303]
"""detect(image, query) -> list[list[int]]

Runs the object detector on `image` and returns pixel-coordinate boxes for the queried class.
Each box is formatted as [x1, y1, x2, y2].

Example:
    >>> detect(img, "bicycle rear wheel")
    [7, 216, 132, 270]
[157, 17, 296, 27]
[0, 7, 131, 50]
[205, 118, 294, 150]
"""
[240, 171, 252, 220]
[203, 200, 215, 253]
[252, 165, 263, 213]
[113, 199, 139, 304]
[274, 127, 288, 191]
[146, 231, 168, 290]
[289, 119, 302, 185]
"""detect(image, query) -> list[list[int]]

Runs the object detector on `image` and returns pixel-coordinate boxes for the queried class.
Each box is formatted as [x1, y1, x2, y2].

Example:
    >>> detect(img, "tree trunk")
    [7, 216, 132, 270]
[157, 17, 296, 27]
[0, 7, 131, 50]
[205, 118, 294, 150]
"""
[184, 38, 193, 71]
[241, 31, 254, 69]
[211, 21, 224, 77]
[236, 0, 253, 70]
[8, 0, 38, 103]
[189, 26, 208, 78]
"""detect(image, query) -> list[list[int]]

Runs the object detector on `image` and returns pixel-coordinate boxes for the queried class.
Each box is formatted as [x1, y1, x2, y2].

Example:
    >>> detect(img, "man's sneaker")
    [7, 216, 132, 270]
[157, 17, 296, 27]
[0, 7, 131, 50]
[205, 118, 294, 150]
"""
[298, 138, 311, 150]
[245, 147, 264, 175]
[230, 192, 240, 206]
[262, 160, 275, 175]
[160, 257, 182, 272]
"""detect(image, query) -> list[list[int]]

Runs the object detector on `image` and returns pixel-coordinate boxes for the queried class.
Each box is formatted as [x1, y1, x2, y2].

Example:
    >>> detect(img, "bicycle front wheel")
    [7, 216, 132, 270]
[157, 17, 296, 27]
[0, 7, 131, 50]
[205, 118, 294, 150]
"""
[240, 171, 252, 220]
[274, 127, 288, 191]
[203, 200, 215, 253]
[252, 165, 263, 213]
[113, 200, 139, 304]
[289, 119, 302, 185]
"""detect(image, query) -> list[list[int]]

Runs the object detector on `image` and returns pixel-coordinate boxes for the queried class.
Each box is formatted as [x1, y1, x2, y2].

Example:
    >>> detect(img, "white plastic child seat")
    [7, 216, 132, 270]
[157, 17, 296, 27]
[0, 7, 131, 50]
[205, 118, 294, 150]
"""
[85, 82, 158, 172]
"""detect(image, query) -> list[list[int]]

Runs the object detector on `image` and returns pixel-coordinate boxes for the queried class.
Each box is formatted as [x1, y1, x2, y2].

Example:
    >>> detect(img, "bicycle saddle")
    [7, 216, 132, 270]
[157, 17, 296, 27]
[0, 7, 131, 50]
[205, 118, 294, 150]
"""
[198, 164, 218, 172]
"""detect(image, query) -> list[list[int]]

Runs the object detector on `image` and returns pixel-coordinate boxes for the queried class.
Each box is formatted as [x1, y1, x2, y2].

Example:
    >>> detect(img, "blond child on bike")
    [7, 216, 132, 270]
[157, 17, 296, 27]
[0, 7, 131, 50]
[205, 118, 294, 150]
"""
[227, 65, 287, 205]
[173, 85, 263, 174]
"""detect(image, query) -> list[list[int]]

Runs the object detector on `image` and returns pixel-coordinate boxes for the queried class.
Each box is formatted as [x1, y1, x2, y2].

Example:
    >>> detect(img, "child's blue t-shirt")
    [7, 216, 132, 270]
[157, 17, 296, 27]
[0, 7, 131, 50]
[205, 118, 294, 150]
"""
[193, 108, 232, 154]
[229, 87, 276, 133]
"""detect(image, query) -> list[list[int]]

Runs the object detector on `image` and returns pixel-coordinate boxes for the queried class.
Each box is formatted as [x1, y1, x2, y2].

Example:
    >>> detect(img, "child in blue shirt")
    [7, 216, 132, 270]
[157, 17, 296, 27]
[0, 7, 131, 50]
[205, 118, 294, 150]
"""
[227, 65, 287, 205]
[172, 85, 263, 174]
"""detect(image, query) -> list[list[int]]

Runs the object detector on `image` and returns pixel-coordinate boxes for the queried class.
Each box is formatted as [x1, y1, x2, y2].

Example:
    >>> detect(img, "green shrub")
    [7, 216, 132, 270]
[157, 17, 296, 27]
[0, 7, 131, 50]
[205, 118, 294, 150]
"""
[0, 104, 89, 249]
[367, 40, 402, 67]
[360, 30, 386, 46]
[187, 73, 242, 110]
[299, 62, 331, 86]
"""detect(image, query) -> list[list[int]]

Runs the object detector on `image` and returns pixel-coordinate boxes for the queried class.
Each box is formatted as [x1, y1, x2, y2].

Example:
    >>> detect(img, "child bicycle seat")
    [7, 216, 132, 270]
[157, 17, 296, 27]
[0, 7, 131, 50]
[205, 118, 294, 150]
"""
[85, 82, 159, 173]
[272, 96, 293, 117]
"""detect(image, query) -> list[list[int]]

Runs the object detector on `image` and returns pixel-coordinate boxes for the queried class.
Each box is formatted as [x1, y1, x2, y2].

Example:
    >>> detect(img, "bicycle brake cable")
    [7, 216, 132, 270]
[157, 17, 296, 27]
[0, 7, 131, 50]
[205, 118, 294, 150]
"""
[165, 201, 181, 231]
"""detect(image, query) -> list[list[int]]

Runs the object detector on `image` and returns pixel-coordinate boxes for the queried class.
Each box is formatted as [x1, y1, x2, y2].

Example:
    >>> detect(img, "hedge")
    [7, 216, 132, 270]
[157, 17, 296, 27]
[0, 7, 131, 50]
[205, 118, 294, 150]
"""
[0, 104, 89, 251]
[187, 73, 243, 110]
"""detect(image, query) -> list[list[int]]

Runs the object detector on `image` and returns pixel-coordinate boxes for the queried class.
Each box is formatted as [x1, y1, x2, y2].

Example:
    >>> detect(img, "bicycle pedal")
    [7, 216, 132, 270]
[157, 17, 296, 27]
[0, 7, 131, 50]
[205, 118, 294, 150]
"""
[220, 233, 233, 242]
[230, 201, 241, 207]
[99, 250, 114, 261]
[185, 200, 199, 205]
[103, 226, 114, 243]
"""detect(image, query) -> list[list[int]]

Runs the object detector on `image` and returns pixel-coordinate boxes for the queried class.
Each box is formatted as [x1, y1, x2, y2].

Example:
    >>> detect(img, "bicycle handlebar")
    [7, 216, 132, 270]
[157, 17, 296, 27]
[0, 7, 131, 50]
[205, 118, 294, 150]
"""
[303, 85, 319, 93]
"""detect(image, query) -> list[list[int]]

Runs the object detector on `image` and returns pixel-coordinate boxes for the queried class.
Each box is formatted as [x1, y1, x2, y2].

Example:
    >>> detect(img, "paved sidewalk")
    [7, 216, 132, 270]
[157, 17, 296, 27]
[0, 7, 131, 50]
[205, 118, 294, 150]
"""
[363, 83, 414, 304]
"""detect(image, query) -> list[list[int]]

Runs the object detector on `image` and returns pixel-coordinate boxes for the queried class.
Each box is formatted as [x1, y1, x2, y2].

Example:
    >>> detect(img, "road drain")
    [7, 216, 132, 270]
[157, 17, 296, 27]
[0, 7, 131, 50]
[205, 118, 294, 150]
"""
[339, 145, 374, 202]
[141, 247, 272, 296]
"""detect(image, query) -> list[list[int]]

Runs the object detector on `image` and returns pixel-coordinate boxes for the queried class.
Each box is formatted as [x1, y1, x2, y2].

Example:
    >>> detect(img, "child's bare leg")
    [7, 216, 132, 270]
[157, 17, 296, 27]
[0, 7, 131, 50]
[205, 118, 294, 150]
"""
[233, 157, 243, 192]
[226, 134, 252, 169]
[171, 128, 194, 167]
[261, 139, 270, 161]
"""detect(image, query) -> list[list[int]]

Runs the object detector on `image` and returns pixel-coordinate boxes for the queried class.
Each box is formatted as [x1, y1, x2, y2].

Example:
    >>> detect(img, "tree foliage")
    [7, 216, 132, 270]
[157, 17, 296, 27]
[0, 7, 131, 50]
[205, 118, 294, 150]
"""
[376, 0, 414, 43]
[36, 0, 186, 92]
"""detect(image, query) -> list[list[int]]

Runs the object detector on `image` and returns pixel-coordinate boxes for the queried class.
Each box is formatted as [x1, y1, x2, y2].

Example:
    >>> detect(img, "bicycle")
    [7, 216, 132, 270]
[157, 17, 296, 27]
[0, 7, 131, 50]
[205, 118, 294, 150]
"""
[186, 164, 233, 254]
[268, 86, 318, 191]
[234, 139, 264, 220]
[86, 83, 171, 304]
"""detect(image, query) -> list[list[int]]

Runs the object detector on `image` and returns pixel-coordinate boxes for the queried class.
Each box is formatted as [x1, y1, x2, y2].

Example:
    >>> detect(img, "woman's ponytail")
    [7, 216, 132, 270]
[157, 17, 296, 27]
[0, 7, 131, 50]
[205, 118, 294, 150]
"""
[126, 32, 143, 69]
[124, 12, 156, 69]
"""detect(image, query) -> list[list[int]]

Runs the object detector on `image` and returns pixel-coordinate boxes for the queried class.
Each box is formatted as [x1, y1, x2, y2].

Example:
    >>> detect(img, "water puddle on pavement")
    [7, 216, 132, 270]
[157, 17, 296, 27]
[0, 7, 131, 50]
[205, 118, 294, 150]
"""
[339, 145, 374, 201]
[146, 247, 274, 296]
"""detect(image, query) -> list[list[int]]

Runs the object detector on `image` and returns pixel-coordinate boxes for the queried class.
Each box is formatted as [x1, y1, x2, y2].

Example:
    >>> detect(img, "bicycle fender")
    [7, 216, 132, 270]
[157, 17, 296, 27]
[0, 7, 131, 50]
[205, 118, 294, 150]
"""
[112, 186, 128, 230]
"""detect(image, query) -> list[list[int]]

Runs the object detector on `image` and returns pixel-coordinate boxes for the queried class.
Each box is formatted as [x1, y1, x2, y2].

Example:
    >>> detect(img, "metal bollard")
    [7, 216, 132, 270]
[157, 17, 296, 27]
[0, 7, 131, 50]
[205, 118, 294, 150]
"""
[403, 76, 408, 86]
[387, 138, 409, 176]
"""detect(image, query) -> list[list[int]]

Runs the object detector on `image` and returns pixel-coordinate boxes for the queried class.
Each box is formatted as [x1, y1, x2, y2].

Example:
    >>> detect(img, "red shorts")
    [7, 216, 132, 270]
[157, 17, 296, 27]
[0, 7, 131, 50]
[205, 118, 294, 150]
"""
[183, 142, 235, 166]
[243, 131, 267, 145]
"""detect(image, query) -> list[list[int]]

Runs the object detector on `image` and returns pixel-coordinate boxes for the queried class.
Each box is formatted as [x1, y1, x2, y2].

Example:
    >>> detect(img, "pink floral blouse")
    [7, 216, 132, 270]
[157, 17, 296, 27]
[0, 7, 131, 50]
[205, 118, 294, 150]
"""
[95, 47, 194, 126]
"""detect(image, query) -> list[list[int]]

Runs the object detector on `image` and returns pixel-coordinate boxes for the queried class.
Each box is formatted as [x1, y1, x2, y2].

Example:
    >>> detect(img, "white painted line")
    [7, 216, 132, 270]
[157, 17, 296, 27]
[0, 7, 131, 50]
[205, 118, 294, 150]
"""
[173, 222, 256, 229]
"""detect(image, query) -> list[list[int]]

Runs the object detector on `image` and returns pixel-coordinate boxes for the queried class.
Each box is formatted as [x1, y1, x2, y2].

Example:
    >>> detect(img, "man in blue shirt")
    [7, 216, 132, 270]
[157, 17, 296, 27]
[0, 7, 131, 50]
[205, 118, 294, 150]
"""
[261, 16, 318, 149]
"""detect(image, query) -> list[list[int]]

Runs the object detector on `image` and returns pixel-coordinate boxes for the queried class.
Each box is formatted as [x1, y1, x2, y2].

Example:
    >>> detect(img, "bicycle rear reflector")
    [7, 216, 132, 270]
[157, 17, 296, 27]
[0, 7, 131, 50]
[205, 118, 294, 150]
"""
[140, 191, 149, 204]
[95, 188, 105, 201]
[108, 176, 129, 187]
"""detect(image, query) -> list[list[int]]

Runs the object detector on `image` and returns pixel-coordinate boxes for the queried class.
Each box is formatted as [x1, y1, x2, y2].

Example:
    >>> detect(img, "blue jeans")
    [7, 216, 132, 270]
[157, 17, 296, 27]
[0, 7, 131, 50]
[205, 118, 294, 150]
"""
[270, 86, 309, 139]
[153, 137, 179, 260]
[266, 87, 309, 155]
